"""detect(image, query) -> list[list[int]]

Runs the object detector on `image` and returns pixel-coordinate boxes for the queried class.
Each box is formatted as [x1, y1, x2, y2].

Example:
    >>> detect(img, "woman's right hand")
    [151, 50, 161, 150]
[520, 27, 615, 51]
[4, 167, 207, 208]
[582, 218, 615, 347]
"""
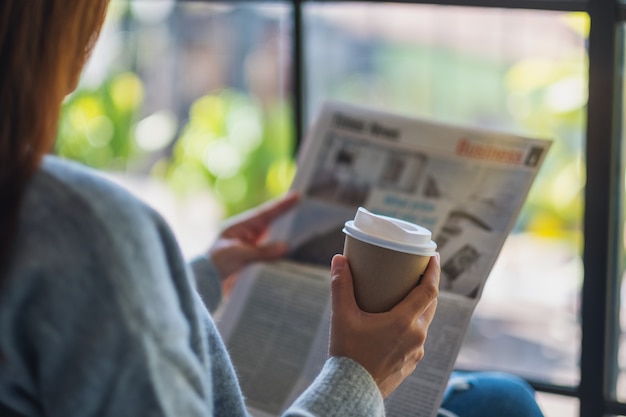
[328, 253, 440, 398]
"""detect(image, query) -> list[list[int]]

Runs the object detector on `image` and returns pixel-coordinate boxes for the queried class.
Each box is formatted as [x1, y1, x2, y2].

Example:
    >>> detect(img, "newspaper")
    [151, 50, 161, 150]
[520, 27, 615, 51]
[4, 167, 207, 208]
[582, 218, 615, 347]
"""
[216, 101, 551, 417]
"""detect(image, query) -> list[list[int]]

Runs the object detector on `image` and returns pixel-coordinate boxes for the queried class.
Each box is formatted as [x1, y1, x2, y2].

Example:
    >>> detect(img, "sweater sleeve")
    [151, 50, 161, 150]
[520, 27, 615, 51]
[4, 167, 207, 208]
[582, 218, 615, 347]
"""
[189, 255, 223, 314]
[284, 357, 385, 417]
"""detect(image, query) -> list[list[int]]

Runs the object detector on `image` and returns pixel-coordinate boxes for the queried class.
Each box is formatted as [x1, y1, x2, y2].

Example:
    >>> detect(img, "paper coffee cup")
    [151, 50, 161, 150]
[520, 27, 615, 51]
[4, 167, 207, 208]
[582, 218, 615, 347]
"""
[342, 207, 437, 313]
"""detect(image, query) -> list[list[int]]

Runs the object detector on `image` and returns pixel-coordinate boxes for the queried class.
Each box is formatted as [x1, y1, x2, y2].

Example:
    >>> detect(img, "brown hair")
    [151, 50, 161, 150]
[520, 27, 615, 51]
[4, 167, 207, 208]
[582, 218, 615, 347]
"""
[0, 1, 109, 273]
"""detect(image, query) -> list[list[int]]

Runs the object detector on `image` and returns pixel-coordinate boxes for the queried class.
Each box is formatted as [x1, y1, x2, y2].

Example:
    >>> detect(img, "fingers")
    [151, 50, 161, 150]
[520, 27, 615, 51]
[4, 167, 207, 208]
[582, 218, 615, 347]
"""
[233, 242, 289, 266]
[254, 242, 289, 261]
[260, 192, 301, 221]
[419, 297, 438, 327]
[243, 192, 301, 227]
[393, 253, 440, 319]
[222, 192, 300, 240]
[330, 255, 358, 315]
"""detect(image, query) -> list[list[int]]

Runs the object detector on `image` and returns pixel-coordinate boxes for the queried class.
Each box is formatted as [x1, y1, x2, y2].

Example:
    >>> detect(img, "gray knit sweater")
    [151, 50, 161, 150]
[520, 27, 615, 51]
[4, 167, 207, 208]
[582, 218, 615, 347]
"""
[0, 156, 384, 417]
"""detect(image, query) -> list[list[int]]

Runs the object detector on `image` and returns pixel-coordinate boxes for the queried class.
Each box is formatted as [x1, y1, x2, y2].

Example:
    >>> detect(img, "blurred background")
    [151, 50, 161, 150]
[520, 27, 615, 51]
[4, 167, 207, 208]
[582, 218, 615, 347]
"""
[59, 1, 599, 414]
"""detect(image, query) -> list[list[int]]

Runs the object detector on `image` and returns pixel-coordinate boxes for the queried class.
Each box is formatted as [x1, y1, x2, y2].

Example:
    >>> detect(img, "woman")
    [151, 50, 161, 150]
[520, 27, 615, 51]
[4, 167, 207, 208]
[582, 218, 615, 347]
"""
[0, 2, 439, 416]
[0, 2, 544, 417]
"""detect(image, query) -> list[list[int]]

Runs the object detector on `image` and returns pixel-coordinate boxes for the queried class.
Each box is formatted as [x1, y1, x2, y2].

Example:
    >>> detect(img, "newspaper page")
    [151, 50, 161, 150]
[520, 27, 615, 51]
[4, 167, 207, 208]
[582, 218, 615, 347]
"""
[215, 101, 551, 417]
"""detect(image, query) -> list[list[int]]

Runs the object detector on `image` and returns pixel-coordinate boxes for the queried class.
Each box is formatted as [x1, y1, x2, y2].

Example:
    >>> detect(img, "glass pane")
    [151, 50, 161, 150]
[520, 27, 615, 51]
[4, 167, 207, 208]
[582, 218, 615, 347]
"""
[304, 3, 587, 386]
[56, 1, 294, 256]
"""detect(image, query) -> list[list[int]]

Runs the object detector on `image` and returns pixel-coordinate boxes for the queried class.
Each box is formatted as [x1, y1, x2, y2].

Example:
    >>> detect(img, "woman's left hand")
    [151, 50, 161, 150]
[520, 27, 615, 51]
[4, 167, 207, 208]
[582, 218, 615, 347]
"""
[207, 192, 300, 294]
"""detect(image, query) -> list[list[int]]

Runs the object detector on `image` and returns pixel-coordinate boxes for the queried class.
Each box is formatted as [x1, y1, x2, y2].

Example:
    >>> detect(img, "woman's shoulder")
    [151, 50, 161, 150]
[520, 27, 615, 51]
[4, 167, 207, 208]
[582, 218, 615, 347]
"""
[7, 156, 189, 322]
[16, 156, 174, 274]
[37, 155, 152, 220]
[28, 156, 175, 240]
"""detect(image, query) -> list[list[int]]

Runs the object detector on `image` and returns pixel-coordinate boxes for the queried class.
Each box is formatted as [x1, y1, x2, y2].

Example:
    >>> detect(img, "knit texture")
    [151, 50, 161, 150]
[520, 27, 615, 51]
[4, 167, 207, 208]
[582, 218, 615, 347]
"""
[0, 156, 383, 417]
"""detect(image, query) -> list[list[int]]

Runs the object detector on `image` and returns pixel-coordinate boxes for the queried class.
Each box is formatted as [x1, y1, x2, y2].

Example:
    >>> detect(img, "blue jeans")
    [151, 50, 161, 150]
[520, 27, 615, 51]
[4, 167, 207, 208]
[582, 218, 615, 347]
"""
[439, 372, 545, 417]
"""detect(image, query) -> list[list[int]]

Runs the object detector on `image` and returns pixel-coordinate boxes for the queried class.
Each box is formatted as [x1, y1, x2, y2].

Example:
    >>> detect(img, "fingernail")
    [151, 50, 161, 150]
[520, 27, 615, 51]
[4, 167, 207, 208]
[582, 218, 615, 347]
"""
[331, 255, 345, 274]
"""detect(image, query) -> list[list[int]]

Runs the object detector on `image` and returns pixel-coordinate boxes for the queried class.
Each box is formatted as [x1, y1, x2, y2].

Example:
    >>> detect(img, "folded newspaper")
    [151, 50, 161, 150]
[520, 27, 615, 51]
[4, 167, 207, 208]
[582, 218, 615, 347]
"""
[216, 101, 551, 417]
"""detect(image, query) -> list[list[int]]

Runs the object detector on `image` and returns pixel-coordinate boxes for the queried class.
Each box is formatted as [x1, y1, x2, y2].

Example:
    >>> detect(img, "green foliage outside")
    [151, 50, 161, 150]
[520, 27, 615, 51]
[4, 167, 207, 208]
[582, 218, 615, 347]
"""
[56, 72, 144, 171]
[56, 78, 296, 217]
[154, 91, 296, 216]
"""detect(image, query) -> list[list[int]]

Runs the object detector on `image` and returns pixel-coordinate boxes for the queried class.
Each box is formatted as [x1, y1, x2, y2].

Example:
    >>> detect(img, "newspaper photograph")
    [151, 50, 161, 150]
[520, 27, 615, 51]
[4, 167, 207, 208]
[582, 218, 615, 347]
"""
[215, 101, 551, 417]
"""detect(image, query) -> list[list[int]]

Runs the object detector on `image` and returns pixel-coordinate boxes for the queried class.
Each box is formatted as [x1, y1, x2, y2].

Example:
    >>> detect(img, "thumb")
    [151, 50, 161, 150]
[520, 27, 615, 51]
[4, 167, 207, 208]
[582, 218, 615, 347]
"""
[330, 255, 358, 314]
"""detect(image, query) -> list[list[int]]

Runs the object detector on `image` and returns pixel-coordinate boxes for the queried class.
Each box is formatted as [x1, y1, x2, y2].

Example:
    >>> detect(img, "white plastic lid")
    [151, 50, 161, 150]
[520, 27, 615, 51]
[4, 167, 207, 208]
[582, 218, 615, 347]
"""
[343, 207, 437, 255]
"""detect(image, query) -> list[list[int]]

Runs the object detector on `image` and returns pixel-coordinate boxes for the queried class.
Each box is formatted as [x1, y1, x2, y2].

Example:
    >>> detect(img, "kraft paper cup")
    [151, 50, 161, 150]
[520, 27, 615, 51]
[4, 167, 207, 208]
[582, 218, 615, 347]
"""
[342, 207, 437, 313]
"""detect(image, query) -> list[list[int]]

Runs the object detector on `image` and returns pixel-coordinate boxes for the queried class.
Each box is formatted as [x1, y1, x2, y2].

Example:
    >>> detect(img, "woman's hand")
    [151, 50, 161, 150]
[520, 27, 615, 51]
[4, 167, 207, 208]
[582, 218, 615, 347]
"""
[207, 192, 300, 294]
[328, 253, 440, 398]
